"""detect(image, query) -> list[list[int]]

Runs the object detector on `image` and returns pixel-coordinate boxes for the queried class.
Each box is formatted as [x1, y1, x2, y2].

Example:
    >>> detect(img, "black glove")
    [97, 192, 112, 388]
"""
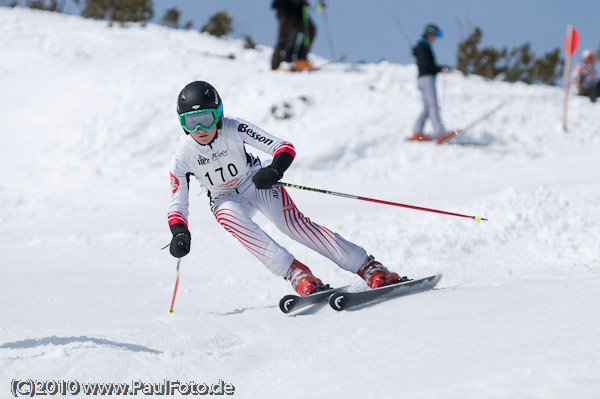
[169, 223, 191, 258]
[252, 151, 294, 189]
[252, 166, 282, 189]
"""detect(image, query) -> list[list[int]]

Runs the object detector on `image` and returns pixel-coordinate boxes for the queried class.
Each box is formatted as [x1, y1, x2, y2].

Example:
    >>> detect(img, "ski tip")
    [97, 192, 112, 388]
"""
[329, 292, 347, 311]
[436, 129, 463, 145]
[279, 295, 298, 314]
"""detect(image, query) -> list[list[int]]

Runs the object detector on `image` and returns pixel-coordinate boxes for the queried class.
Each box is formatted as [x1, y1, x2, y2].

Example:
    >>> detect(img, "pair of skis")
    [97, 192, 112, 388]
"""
[409, 101, 507, 144]
[277, 55, 347, 73]
[279, 274, 442, 314]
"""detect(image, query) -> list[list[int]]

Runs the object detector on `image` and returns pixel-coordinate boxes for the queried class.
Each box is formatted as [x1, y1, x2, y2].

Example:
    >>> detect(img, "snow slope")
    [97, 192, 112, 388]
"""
[1, 8, 599, 399]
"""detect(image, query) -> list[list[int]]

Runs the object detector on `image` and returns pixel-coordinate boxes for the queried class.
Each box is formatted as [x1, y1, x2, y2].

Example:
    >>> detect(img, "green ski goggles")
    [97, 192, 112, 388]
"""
[179, 103, 223, 133]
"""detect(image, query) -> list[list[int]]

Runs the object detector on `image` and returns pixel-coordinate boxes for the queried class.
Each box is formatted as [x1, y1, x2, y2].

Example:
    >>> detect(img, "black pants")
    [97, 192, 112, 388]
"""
[271, 9, 315, 70]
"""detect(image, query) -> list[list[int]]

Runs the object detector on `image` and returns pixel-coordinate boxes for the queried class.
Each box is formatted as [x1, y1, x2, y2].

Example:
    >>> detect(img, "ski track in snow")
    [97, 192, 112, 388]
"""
[1, 8, 599, 399]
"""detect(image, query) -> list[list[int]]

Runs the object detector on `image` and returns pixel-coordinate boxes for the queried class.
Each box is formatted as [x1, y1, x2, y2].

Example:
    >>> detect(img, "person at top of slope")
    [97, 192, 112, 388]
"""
[167, 81, 408, 296]
[271, 0, 318, 71]
[408, 23, 456, 144]
[572, 49, 599, 103]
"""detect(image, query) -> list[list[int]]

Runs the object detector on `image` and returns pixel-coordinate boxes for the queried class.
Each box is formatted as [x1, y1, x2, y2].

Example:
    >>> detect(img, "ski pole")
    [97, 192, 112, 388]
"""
[392, 10, 413, 46]
[437, 100, 507, 144]
[318, 2, 337, 59]
[464, 100, 506, 131]
[167, 258, 182, 314]
[280, 182, 487, 222]
[440, 72, 447, 117]
[302, 5, 311, 48]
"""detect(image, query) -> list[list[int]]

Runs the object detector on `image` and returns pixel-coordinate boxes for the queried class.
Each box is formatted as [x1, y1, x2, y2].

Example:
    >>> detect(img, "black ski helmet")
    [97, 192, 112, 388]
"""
[423, 23, 442, 38]
[177, 81, 223, 132]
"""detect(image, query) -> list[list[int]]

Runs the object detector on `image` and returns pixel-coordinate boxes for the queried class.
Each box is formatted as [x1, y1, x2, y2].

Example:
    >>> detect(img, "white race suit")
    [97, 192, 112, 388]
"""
[168, 117, 368, 277]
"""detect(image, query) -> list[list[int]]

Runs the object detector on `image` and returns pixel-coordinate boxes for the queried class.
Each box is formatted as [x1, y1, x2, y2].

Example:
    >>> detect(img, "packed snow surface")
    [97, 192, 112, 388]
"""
[1, 8, 599, 399]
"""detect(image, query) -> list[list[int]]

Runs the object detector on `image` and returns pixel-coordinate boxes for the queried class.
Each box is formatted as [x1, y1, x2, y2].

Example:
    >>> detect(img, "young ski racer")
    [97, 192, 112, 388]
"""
[167, 81, 407, 296]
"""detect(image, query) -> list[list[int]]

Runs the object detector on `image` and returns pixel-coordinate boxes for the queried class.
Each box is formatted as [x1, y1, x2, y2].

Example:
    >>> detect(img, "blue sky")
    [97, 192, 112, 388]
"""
[63, 0, 600, 66]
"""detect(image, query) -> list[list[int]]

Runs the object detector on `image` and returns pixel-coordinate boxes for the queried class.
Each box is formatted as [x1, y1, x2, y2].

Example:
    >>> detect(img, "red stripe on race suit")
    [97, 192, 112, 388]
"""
[274, 142, 296, 158]
[215, 210, 256, 234]
[280, 187, 343, 259]
[168, 212, 188, 227]
[215, 209, 275, 260]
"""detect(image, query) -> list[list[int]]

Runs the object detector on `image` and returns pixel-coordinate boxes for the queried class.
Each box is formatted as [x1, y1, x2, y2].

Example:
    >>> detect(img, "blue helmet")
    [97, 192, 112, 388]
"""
[423, 23, 442, 38]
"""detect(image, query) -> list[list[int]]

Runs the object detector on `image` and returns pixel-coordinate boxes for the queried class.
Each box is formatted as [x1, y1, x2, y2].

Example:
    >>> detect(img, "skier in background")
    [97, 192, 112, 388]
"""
[271, 0, 317, 71]
[572, 49, 599, 103]
[167, 81, 407, 296]
[409, 23, 454, 143]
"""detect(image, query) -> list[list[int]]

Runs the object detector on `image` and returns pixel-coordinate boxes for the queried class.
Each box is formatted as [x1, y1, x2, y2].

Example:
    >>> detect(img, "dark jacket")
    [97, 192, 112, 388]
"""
[413, 38, 442, 77]
[272, 0, 306, 17]
[271, 0, 315, 69]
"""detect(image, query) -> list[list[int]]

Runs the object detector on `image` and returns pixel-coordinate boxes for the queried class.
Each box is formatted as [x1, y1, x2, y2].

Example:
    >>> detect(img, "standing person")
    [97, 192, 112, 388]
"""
[271, 0, 316, 71]
[409, 23, 453, 143]
[572, 49, 599, 103]
[168, 81, 407, 296]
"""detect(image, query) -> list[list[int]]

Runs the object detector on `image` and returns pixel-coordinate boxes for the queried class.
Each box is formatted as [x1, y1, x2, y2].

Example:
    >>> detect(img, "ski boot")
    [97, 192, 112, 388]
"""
[357, 256, 408, 288]
[285, 259, 324, 296]
[408, 132, 433, 141]
[293, 59, 315, 71]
